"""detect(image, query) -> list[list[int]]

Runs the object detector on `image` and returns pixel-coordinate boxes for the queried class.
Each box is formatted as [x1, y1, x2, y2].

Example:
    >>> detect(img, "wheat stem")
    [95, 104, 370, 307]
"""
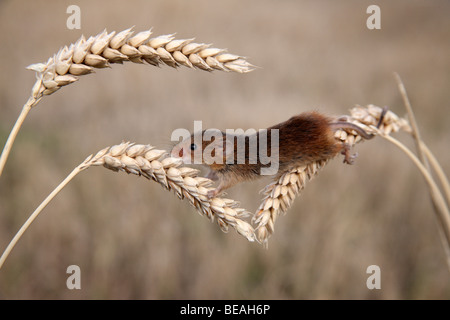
[0, 165, 83, 269]
[0, 96, 40, 177]
[420, 142, 450, 206]
[377, 131, 450, 269]
[394, 72, 429, 169]
[393, 73, 450, 270]
[395, 73, 450, 206]
[378, 133, 450, 228]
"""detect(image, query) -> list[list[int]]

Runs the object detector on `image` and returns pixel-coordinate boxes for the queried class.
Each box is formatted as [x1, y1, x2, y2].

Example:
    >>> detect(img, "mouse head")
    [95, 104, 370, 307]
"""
[171, 129, 233, 166]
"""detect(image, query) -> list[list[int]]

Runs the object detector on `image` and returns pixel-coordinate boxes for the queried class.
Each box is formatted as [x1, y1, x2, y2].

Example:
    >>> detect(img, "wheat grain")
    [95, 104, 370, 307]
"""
[348, 104, 411, 135]
[26, 27, 256, 100]
[252, 160, 329, 246]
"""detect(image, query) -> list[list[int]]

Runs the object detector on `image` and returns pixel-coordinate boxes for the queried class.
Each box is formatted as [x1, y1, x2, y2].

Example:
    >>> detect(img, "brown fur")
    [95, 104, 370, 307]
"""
[172, 112, 373, 198]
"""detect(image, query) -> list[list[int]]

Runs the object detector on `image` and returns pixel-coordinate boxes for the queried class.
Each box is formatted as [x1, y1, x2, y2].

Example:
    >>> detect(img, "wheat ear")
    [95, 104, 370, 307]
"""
[0, 142, 255, 269]
[253, 105, 411, 246]
[252, 160, 329, 246]
[0, 27, 255, 178]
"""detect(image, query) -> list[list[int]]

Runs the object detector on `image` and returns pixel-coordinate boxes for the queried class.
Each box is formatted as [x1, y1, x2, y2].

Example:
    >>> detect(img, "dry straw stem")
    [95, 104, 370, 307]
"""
[0, 142, 255, 269]
[392, 73, 450, 269]
[377, 131, 450, 269]
[420, 142, 450, 206]
[394, 73, 450, 206]
[0, 97, 40, 178]
[252, 105, 412, 246]
[0, 27, 255, 178]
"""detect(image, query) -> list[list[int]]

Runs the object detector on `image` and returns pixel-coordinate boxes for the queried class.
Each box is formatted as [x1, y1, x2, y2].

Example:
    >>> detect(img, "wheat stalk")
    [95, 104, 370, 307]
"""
[0, 27, 255, 177]
[391, 73, 450, 269]
[253, 105, 412, 245]
[393, 73, 450, 205]
[0, 142, 256, 269]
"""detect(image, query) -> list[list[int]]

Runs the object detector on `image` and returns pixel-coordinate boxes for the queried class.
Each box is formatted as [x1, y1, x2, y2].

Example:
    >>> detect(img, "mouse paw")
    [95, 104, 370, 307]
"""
[207, 189, 218, 199]
[341, 143, 358, 165]
[343, 152, 358, 165]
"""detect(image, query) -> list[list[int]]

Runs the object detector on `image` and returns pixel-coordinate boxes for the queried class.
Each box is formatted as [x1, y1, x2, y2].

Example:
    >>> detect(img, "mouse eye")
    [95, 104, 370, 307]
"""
[190, 143, 197, 151]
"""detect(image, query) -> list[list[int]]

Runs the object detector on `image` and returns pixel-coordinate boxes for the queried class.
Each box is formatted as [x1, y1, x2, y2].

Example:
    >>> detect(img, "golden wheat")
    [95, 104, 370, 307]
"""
[0, 142, 256, 269]
[89, 142, 256, 242]
[253, 160, 329, 246]
[0, 27, 255, 177]
[27, 27, 255, 99]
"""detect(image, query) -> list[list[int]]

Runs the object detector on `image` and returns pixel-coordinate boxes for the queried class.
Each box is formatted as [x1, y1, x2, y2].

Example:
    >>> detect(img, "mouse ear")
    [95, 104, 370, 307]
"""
[170, 143, 182, 158]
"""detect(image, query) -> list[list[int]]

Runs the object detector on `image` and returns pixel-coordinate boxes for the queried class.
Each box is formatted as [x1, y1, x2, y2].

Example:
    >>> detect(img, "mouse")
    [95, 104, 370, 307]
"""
[171, 111, 379, 199]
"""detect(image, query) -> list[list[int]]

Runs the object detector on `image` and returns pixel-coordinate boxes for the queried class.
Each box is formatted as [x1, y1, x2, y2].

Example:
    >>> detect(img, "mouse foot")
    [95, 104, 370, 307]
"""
[207, 189, 218, 199]
[343, 152, 358, 165]
[341, 144, 358, 165]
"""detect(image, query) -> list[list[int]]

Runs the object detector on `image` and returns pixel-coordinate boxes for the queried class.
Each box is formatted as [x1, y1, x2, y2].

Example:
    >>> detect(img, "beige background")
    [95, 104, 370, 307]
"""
[0, 0, 449, 299]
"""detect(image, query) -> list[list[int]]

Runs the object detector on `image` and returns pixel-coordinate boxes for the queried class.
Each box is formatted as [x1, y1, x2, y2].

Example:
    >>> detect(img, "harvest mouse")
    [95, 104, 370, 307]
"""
[171, 111, 381, 199]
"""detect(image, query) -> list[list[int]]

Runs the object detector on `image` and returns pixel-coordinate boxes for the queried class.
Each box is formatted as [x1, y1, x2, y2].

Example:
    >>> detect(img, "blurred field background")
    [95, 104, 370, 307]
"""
[0, 0, 449, 299]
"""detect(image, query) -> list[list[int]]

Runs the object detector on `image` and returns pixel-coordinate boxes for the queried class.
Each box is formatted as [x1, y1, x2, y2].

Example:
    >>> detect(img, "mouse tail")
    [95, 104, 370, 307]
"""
[328, 122, 374, 140]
